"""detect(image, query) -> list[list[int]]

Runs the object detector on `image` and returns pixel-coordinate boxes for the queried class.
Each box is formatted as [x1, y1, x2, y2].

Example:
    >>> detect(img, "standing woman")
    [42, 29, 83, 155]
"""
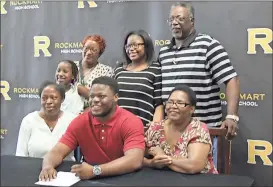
[113, 30, 164, 126]
[77, 35, 114, 110]
[16, 81, 76, 160]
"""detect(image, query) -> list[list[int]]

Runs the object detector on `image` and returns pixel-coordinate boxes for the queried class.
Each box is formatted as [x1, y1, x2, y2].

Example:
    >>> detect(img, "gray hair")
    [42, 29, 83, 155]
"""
[171, 2, 195, 19]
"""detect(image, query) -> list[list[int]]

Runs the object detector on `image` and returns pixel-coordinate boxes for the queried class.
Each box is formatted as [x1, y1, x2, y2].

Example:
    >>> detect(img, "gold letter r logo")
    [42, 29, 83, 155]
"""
[1, 1, 7, 15]
[78, 1, 97, 8]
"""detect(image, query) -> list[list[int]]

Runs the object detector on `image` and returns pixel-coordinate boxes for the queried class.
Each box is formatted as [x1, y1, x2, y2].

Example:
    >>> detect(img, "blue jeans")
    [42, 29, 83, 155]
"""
[213, 136, 218, 169]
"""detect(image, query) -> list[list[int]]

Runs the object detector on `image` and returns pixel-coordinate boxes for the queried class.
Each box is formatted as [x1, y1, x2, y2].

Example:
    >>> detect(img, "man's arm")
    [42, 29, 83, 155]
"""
[71, 148, 144, 180]
[143, 157, 152, 167]
[221, 76, 240, 137]
[40, 116, 80, 181]
[71, 112, 145, 180]
[39, 143, 74, 181]
[206, 39, 240, 137]
[153, 105, 164, 122]
[152, 62, 164, 122]
[99, 114, 145, 176]
[90, 114, 145, 177]
[99, 148, 144, 176]
[42, 142, 73, 169]
[225, 77, 240, 116]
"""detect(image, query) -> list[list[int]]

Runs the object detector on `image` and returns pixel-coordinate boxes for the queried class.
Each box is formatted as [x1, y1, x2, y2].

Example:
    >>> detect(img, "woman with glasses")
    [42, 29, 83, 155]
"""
[113, 30, 164, 126]
[76, 35, 114, 110]
[144, 85, 218, 174]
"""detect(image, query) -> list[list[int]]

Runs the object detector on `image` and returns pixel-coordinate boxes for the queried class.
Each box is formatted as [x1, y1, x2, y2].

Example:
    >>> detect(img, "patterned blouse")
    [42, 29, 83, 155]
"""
[145, 118, 218, 174]
[75, 61, 114, 108]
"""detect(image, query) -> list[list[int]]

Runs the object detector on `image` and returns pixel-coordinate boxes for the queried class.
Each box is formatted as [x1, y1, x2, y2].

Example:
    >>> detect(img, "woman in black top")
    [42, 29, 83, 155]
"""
[113, 30, 164, 126]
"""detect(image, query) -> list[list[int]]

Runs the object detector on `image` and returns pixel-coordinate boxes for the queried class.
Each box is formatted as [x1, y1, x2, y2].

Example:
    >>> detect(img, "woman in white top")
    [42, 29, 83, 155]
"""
[55, 60, 84, 115]
[16, 81, 76, 161]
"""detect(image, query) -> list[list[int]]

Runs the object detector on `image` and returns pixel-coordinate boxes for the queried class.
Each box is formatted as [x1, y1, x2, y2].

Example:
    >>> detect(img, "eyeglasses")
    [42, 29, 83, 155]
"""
[83, 47, 99, 53]
[167, 16, 191, 24]
[125, 43, 144, 50]
[165, 100, 191, 108]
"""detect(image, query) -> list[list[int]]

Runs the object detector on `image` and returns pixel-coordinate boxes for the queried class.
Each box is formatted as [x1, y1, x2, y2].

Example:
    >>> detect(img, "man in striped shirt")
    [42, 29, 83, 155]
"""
[158, 2, 240, 139]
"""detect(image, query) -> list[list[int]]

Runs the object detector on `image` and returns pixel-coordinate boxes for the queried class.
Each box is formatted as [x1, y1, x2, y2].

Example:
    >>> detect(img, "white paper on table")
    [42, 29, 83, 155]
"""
[35, 171, 80, 186]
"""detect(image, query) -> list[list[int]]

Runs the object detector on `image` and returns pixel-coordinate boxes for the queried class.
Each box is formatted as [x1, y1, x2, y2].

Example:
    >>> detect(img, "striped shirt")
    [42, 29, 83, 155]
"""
[158, 30, 237, 127]
[113, 62, 163, 126]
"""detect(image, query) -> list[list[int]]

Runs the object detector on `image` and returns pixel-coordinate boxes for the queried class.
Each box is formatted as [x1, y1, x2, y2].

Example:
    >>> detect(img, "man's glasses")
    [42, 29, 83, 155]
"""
[167, 16, 191, 24]
[125, 43, 144, 50]
[165, 100, 191, 108]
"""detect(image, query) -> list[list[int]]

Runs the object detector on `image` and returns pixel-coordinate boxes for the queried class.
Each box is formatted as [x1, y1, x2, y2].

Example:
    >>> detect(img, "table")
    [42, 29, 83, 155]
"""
[1, 155, 255, 186]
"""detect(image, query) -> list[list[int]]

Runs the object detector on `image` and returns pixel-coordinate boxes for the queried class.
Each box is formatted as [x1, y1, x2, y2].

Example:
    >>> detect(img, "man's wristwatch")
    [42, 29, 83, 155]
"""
[93, 165, 102, 177]
[226, 115, 239, 123]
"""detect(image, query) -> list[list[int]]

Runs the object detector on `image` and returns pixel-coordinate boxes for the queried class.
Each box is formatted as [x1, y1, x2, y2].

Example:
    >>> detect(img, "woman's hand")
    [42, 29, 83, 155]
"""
[77, 84, 90, 100]
[150, 155, 172, 169]
[149, 146, 165, 157]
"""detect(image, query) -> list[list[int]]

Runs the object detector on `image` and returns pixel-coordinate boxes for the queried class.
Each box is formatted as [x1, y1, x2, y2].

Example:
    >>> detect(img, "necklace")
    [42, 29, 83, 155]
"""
[83, 63, 97, 77]
[83, 67, 94, 77]
[39, 111, 63, 132]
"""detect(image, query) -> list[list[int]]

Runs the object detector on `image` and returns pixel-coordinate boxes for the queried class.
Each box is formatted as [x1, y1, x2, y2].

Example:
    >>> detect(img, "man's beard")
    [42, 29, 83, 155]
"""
[92, 103, 115, 118]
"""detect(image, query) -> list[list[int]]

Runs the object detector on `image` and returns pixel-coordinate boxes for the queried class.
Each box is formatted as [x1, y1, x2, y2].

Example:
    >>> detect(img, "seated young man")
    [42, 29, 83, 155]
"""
[39, 76, 145, 180]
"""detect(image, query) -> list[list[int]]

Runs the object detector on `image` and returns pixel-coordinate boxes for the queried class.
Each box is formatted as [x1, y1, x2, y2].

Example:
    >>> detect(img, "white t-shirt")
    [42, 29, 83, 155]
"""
[15, 111, 77, 161]
[61, 84, 84, 115]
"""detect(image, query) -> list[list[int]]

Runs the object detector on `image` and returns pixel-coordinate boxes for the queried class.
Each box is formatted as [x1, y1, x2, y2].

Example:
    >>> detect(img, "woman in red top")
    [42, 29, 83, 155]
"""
[144, 85, 218, 174]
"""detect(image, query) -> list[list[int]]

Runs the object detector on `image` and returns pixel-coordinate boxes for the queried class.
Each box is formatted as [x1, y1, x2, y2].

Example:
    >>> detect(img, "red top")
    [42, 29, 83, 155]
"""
[59, 106, 145, 164]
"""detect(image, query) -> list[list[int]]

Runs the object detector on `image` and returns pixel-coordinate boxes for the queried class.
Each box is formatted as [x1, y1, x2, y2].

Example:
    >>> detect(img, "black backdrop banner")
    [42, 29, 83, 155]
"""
[1, 1, 272, 186]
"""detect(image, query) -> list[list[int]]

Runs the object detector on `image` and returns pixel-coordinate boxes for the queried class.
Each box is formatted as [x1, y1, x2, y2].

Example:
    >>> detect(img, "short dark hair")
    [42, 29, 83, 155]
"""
[39, 81, 66, 100]
[123, 30, 154, 65]
[59, 60, 79, 84]
[91, 76, 119, 94]
[168, 85, 197, 107]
